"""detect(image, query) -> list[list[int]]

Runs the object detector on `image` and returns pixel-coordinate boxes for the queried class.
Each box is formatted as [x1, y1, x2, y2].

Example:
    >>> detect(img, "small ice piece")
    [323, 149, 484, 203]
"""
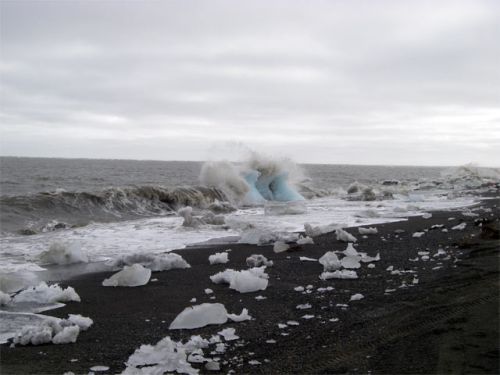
[358, 227, 378, 235]
[273, 241, 290, 253]
[13, 324, 54, 346]
[360, 253, 380, 263]
[13, 282, 80, 304]
[367, 264, 375, 269]
[296, 303, 312, 310]
[190, 298, 197, 303]
[67, 314, 93, 331]
[294, 286, 305, 292]
[215, 343, 226, 353]
[89, 366, 109, 372]
[249, 360, 261, 365]
[169, 303, 228, 329]
[412, 232, 425, 238]
[39, 242, 89, 265]
[277, 323, 287, 329]
[301, 314, 315, 319]
[422, 213, 432, 219]
[343, 243, 359, 257]
[205, 361, 221, 371]
[433, 248, 447, 257]
[0, 291, 11, 306]
[299, 256, 317, 262]
[320, 270, 358, 280]
[102, 264, 151, 287]
[341, 256, 361, 269]
[209, 252, 229, 265]
[452, 222, 467, 231]
[442, 228, 448, 232]
[52, 325, 80, 344]
[350, 293, 364, 301]
[266, 339, 277, 344]
[297, 236, 314, 245]
[335, 228, 357, 243]
[287, 320, 300, 326]
[386, 266, 394, 271]
[218, 327, 239, 341]
[319, 252, 341, 271]
[246, 254, 273, 268]
[229, 269, 268, 293]
[227, 308, 252, 322]
[110, 252, 190, 272]
[430, 224, 444, 229]
[329, 318, 339, 322]
[255, 295, 267, 300]
[421, 255, 430, 261]
[205, 288, 214, 295]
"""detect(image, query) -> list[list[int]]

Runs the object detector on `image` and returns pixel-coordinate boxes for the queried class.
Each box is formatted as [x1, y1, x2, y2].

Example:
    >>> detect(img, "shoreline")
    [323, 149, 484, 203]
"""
[1, 197, 498, 374]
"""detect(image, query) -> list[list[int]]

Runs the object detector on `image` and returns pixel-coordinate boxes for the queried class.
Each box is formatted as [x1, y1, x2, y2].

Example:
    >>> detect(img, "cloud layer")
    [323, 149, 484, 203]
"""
[1, 0, 499, 165]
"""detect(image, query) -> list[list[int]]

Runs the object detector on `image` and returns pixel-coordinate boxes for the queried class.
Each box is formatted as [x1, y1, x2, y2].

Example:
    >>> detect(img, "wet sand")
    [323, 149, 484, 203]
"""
[1, 198, 499, 374]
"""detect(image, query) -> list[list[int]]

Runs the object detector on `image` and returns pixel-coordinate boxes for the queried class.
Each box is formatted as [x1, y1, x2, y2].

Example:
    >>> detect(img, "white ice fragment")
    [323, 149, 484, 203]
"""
[67, 314, 93, 331]
[204, 288, 213, 295]
[358, 227, 378, 235]
[304, 222, 338, 237]
[335, 228, 357, 243]
[227, 308, 252, 322]
[90, 366, 109, 372]
[277, 323, 287, 329]
[329, 318, 339, 322]
[124, 336, 199, 375]
[205, 361, 221, 371]
[341, 256, 361, 269]
[211, 268, 268, 293]
[169, 303, 228, 329]
[360, 253, 380, 263]
[452, 222, 467, 231]
[110, 252, 190, 271]
[52, 325, 80, 344]
[422, 213, 432, 219]
[39, 242, 88, 265]
[433, 248, 447, 257]
[13, 324, 53, 346]
[299, 256, 317, 262]
[218, 327, 239, 341]
[343, 243, 359, 257]
[296, 303, 312, 310]
[301, 314, 315, 319]
[13, 282, 80, 304]
[319, 252, 341, 271]
[255, 295, 267, 300]
[249, 360, 261, 365]
[297, 236, 314, 245]
[273, 241, 290, 253]
[412, 232, 425, 238]
[209, 252, 229, 265]
[102, 264, 151, 287]
[287, 320, 300, 326]
[319, 270, 358, 280]
[367, 264, 375, 269]
[246, 254, 273, 267]
[294, 286, 305, 292]
[266, 339, 277, 344]
[350, 293, 364, 301]
[386, 266, 394, 271]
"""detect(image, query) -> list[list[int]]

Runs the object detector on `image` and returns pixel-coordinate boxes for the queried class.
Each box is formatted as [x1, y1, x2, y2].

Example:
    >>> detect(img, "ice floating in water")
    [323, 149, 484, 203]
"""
[110, 252, 190, 271]
[335, 228, 357, 243]
[39, 242, 89, 265]
[210, 267, 268, 293]
[358, 227, 378, 235]
[208, 252, 229, 265]
[246, 254, 273, 268]
[227, 308, 252, 322]
[320, 270, 358, 280]
[13, 282, 80, 304]
[169, 303, 228, 329]
[102, 264, 151, 287]
[319, 252, 341, 271]
[273, 241, 290, 253]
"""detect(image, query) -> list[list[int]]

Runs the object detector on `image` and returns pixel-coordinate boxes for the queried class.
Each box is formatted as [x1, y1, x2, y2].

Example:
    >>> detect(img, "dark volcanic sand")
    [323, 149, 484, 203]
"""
[1, 198, 499, 375]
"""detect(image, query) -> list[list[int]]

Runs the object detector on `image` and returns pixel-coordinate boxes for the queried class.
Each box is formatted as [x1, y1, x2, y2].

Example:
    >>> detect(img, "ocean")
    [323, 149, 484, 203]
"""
[0, 156, 493, 276]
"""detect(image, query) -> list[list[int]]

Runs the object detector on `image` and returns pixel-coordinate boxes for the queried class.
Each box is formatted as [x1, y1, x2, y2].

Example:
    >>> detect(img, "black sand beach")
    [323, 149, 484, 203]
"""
[1, 198, 499, 375]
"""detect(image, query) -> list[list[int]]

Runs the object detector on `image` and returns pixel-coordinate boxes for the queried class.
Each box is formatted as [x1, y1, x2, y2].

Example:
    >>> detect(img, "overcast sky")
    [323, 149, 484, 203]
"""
[1, 0, 499, 166]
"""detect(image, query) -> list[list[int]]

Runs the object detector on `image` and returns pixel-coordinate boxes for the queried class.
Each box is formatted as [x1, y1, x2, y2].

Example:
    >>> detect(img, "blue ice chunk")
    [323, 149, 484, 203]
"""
[242, 170, 267, 205]
[270, 173, 305, 202]
[255, 174, 275, 201]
